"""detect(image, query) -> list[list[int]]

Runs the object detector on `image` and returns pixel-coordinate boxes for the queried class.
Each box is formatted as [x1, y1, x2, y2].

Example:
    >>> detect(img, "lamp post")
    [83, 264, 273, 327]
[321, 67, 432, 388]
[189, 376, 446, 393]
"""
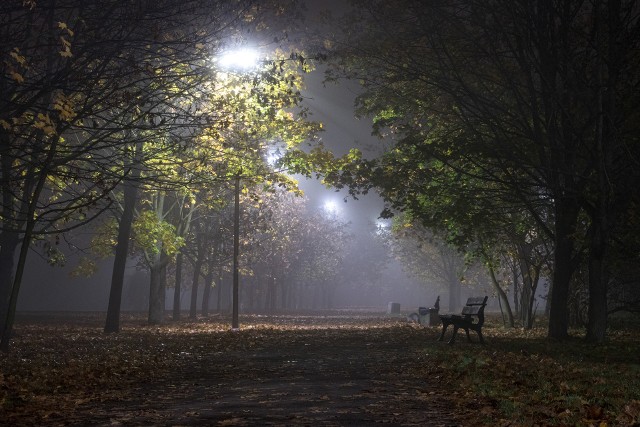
[217, 48, 259, 331]
[232, 172, 240, 330]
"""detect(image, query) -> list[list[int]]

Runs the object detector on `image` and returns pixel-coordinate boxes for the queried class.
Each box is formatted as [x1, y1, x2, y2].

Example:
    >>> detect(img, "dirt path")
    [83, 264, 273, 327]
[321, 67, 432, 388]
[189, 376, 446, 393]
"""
[66, 326, 460, 426]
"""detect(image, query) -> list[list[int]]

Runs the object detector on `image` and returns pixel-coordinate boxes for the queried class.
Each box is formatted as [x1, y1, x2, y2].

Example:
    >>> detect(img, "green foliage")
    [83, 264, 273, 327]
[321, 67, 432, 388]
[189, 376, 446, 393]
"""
[132, 211, 184, 257]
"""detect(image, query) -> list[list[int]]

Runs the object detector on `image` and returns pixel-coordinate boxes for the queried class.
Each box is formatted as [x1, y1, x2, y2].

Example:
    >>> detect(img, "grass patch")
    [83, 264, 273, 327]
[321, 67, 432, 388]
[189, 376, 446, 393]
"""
[418, 316, 640, 425]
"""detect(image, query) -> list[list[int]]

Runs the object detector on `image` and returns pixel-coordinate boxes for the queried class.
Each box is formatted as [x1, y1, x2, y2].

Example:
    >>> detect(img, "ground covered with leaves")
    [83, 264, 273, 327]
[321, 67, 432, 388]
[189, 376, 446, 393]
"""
[1, 311, 639, 426]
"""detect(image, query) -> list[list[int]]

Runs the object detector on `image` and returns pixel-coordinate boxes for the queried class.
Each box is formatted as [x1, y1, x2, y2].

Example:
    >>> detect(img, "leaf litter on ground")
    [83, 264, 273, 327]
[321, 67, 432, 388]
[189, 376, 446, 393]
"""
[0, 311, 638, 426]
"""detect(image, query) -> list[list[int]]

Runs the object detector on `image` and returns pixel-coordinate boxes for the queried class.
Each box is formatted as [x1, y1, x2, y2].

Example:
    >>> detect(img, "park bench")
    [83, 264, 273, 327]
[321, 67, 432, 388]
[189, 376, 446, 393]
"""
[438, 296, 488, 345]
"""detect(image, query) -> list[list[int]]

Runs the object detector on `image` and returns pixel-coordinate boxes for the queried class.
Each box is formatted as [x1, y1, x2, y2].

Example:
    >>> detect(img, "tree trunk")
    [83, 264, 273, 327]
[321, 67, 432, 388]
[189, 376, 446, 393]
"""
[585, 1, 617, 343]
[105, 141, 143, 333]
[586, 218, 609, 342]
[544, 281, 552, 318]
[0, 225, 35, 351]
[447, 276, 461, 312]
[172, 252, 183, 321]
[147, 190, 167, 325]
[189, 258, 203, 320]
[0, 232, 19, 337]
[201, 268, 213, 316]
[487, 262, 515, 327]
[269, 276, 277, 312]
[548, 200, 579, 340]
[526, 266, 541, 329]
[1, 132, 59, 351]
[1, 178, 56, 349]
[517, 245, 541, 330]
[216, 270, 223, 313]
[104, 177, 138, 333]
[0, 148, 21, 334]
[148, 258, 166, 324]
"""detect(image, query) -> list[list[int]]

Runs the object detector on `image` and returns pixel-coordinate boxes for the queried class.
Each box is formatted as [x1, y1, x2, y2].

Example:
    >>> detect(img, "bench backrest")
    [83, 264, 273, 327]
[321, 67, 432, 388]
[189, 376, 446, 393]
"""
[461, 296, 488, 325]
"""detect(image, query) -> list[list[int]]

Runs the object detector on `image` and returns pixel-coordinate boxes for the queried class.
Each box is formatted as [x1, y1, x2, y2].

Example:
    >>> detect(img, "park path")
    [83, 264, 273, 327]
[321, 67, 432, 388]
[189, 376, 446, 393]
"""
[68, 326, 461, 426]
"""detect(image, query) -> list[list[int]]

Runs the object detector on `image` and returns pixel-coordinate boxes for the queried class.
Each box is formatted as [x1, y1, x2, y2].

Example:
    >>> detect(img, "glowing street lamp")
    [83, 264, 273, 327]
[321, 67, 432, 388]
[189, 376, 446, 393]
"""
[323, 200, 338, 216]
[217, 48, 260, 71]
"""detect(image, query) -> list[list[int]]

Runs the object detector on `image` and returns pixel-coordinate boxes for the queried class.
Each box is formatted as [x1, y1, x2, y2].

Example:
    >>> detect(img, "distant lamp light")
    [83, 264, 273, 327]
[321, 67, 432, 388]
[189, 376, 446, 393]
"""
[218, 48, 260, 70]
[376, 219, 389, 229]
[266, 147, 282, 167]
[375, 219, 390, 234]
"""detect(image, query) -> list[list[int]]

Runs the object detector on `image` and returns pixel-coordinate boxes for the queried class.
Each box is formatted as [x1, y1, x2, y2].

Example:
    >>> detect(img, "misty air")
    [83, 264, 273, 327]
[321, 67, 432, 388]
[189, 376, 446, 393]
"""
[1, 0, 639, 425]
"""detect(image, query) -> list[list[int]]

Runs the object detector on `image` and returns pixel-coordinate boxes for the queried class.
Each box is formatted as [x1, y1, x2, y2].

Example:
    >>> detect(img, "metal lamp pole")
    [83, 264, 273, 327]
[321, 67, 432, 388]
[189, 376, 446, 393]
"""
[232, 173, 240, 330]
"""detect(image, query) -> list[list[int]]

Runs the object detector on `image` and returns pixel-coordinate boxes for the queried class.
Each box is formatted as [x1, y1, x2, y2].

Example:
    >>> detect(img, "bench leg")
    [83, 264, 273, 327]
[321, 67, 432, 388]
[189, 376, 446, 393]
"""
[476, 329, 485, 344]
[464, 328, 472, 343]
[447, 325, 459, 345]
[438, 322, 450, 342]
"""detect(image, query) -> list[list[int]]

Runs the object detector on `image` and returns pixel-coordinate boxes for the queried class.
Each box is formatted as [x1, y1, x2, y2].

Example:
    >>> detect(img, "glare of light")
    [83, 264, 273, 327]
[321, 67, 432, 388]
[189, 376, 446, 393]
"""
[375, 219, 391, 235]
[266, 147, 282, 167]
[218, 48, 260, 71]
[324, 200, 338, 215]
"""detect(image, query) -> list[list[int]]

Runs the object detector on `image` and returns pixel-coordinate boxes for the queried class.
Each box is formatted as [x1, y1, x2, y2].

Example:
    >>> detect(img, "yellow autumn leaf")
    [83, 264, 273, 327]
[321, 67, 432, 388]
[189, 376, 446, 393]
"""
[58, 21, 74, 36]
[9, 48, 27, 67]
[59, 36, 73, 57]
[53, 92, 76, 122]
[33, 113, 56, 136]
[10, 71, 25, 84]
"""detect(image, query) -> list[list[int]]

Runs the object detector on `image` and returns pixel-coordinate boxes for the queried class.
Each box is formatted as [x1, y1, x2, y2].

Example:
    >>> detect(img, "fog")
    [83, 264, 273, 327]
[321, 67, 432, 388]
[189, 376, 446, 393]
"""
[15, 65, 437, 316]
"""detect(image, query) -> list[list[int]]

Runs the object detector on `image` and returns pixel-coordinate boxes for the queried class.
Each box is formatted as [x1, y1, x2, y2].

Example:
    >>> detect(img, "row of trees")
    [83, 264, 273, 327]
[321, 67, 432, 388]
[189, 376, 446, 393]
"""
[304, 0, 640, 342]
[0, 0, 342, 351]
[110, 188, 353, 316]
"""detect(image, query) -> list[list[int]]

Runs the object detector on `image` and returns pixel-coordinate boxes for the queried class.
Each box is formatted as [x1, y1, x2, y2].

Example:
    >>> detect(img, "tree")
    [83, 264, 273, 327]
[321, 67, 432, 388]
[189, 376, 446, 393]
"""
[0, 0, 217, 346]
[315, 0, 640, 342]
[385, 221, 467, 312]
[0, 0, 308, 341]
[99, 1, 313, 329]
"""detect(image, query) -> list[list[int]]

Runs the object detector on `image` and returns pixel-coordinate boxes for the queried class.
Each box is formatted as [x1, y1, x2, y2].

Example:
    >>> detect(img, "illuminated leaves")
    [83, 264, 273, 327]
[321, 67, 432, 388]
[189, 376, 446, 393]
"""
[70, 257, 98, 278]
[8, 71, 25, 84]
[57, 21, 74, 36]
[58, 22, 74, 58]
[132, 210, 184, 257]
[52, 92, 76, 122]
[6, 47, 28, 84]
[33, 113, 56, 136]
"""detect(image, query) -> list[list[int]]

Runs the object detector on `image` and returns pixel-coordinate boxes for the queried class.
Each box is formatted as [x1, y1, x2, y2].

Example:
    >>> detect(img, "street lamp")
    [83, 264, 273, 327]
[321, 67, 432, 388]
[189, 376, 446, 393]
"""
[218, 48, 260, 71]
[323, 200, 338, 216]
[217, 48, 260, 331]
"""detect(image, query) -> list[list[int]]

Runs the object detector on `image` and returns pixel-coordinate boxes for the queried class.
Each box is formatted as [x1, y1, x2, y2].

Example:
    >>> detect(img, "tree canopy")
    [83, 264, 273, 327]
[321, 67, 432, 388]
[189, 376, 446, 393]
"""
[315, 0, 640, 342]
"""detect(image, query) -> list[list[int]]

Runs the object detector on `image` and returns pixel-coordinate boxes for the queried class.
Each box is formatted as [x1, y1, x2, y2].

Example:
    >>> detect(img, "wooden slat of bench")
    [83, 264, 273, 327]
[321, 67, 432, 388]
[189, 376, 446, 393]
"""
[465, 297, 487, 306]
[461, 305, 483, 316]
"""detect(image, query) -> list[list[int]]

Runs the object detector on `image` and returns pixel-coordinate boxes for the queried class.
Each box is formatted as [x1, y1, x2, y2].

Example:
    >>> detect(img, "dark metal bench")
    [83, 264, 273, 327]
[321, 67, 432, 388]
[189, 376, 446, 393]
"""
[438, 296, 488, 345]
